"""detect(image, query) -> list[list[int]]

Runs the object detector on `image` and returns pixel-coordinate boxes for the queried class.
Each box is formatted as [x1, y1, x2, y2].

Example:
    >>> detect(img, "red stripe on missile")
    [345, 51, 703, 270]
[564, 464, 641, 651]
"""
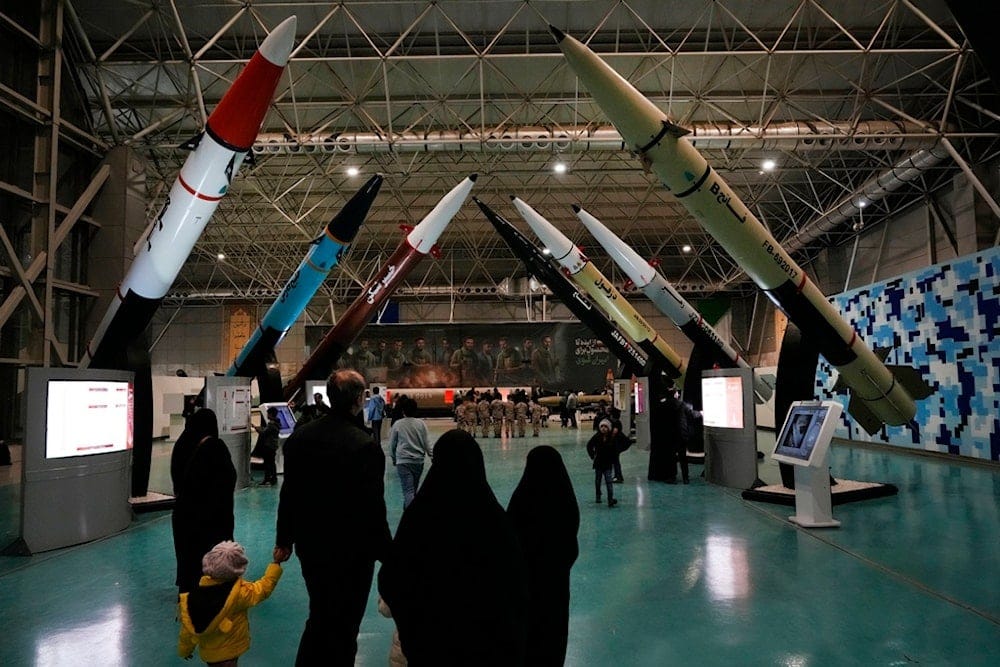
[797, 273, 808, 292]
[205, 51, 285, 151]
[178, 174, 225, 202]
[848, 330, 857, 347]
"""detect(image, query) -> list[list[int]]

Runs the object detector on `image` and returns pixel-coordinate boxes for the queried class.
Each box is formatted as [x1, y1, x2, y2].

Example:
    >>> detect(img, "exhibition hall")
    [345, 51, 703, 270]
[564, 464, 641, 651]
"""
[1, 1, 998, 664]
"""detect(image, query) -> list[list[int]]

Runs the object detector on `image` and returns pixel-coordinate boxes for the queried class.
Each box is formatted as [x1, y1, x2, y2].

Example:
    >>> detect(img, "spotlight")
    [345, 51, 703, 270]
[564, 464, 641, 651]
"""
[682, 244, 692, 253]
[216, 253, 226, 260]
[761, 159, 776, 172]
[552, 162, 568, 174]
[346, 166, 360, 177]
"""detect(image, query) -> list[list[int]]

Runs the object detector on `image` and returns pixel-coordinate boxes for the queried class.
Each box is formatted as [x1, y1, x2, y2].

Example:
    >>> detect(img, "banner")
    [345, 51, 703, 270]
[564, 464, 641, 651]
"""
[305, 322, 620, 393]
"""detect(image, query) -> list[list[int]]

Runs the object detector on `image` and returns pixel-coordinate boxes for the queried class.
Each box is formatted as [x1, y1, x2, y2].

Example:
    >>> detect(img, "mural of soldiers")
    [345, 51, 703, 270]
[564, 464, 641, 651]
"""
[435, 337, 453, 364]
[478, 341, 495, 383]
[409, 336, 432, 366]
[494, 336, 522, 382]
[514, 399, 528, 437]
[503, 398, 515, 437]
[354, 339, 377, 376]
[377, 340, 389, 365]
[384, 339, 406, 372]
[490, 394, 504, 438]
[450, 336, 479, 385]
[531, 334, 559, 387]
[529, 400, 542, 436]
[477, 396, 492, 438]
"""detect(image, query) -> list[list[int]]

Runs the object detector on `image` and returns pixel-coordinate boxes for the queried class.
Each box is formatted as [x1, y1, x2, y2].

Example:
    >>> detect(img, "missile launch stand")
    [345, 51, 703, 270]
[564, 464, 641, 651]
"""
[788, 464, 840, 528]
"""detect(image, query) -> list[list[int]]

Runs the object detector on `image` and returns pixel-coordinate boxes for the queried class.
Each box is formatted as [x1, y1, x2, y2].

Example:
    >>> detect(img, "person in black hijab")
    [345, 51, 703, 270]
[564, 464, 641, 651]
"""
[171, 408, 237, 594]
[378, 429, 528, 666]
[507, 446, 580, 666]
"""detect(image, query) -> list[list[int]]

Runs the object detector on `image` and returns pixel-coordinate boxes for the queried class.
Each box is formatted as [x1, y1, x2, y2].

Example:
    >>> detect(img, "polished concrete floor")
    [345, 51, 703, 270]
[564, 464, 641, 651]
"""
[1, 419, 998, 665]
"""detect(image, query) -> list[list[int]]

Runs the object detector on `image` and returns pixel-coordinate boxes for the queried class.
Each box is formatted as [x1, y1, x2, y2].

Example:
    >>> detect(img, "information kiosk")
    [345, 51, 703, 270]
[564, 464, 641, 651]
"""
[256, 402, 295, 474]
[772, 400, 843, 528]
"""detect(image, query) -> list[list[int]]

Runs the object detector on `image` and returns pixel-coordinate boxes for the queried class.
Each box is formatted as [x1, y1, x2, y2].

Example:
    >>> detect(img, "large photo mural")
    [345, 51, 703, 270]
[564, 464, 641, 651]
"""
[304, 321, 622, 394]
[815, 246, 1000, 461]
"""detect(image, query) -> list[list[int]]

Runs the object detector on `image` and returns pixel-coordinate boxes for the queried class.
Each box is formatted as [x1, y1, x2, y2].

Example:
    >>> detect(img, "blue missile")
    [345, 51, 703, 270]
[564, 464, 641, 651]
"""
[226, 174, 383, 383]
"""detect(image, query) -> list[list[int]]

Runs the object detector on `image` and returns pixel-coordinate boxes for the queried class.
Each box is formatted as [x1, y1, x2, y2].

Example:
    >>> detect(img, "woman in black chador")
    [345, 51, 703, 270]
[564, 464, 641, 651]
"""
[378, 429, 528, 666]
[507, 445, 580, 666]
[170, 408, 237, 593]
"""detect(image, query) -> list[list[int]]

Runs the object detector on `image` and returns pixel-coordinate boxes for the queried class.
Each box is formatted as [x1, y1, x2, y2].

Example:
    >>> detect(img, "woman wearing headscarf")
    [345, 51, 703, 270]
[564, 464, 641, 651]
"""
[378, 429, 528, 666]
[507, 446, 580, 666]
[171, 407, 237, 593]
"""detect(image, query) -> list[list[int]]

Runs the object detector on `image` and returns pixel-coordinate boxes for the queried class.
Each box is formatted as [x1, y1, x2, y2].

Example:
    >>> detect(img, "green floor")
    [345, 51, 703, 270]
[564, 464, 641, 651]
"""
[1, 420, 998, 665]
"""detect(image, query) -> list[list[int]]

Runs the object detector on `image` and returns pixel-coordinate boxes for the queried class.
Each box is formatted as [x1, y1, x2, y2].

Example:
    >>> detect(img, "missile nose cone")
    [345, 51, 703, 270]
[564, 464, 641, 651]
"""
[406, 176, 476, 253]
[571, 204, 582, 213]
[260, 16, 297, 67]
[509, 194, 517, 202]
[469, 173, 478, 182]
[549, 25, 567, 43]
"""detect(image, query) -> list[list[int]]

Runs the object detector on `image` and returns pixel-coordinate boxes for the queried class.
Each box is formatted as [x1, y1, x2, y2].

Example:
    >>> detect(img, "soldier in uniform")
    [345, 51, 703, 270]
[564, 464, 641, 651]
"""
[494, 337, 522, 384]
[529, 400, 542, 436]
[515, 399, 528, 437]
[490, 394, 504, 438]
[541, 404, 550, 428]
[454, 397, 468, 433]
[462, 395, 478, 434]
[503, 397, 515, 438]
[409, 336, 432, 366]
[477, 396, 492, 438]
[450, 337, 479, 386]
[531, 334, 559, 387]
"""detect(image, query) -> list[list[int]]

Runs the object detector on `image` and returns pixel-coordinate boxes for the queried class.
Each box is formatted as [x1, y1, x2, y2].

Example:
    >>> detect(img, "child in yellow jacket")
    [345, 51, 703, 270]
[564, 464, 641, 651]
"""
[178, 541, 282, 664]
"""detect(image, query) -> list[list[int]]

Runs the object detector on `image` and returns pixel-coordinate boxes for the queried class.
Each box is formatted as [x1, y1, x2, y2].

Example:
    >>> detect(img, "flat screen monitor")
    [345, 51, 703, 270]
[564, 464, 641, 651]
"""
[258, 402, 296, 438]
[45, 379, 133, 459]
[701, 375, 744, 428]
[772, 400, 843, 467]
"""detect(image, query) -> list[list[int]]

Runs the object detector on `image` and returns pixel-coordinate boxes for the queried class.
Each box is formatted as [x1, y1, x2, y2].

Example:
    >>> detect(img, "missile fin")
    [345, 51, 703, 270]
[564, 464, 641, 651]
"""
[846, 393, 884, 435]
[873, 346, 892, 362]
[832, 370, 850, 393]
[885, 364, 935, 400]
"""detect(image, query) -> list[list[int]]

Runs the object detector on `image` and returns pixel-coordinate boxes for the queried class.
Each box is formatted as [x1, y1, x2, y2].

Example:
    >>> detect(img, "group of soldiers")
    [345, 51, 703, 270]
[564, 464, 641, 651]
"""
[453, 390, 552, 438]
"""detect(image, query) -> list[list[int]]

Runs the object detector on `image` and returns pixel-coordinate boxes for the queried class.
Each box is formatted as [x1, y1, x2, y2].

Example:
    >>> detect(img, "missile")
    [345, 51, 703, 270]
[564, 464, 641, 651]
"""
[550, 25, 932, 434]
[81, 16, 297, 369]
[573, 205, 772, 403]
[510, 196, 686, 380]
[226, 174, 383, 388]
[283, 175, 477, 402]
[474, 198, 649, 377]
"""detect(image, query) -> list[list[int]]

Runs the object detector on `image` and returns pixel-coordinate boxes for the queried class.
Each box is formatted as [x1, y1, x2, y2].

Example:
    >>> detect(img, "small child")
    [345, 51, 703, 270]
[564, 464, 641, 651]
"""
[178, 541, 282, 665]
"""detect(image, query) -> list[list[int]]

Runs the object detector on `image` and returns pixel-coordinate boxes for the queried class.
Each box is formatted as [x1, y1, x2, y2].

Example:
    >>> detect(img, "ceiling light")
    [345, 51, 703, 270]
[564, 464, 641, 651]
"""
[346, 166, 360, 176]
[216, 253, 226, 260]
[552, 162, 568, 174]
[761, 159, 776, 172]
[682, 245, 692, 253]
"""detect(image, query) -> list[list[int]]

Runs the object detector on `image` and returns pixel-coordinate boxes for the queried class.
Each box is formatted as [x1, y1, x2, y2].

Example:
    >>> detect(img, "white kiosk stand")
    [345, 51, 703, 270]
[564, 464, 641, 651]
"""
[771, 400, 843, 528]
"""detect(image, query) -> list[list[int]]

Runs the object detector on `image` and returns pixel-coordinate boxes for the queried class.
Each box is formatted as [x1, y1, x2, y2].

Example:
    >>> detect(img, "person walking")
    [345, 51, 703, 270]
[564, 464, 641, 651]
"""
[367, 386, 387, 444]
[274, 369, 392, 666]
[388, 397, 433, 509]
[171, 408, 237, 594]
[252, 406, 280, 486]
[377, 429, 528, 666]
[177, 540, 283, 664]
[507, 446, 580, 666]
[587, 419, 619, 507]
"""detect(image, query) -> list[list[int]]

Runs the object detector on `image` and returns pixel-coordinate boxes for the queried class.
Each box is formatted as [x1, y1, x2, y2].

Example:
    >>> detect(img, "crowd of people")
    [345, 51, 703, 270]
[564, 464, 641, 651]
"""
[170, 366, 699, 665]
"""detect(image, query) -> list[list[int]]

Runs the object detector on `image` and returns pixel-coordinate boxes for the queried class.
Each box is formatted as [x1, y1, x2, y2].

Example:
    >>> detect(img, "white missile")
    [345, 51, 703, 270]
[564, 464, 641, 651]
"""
[574, 204, 772, 403]
[550, 25, 931, 434]
[82, 16, 297, 369]
[510, 195, 686, 380]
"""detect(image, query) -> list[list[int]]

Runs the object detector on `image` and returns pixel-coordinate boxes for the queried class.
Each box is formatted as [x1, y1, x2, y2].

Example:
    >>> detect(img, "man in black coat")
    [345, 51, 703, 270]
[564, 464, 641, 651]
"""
[274, 369, 392, 666]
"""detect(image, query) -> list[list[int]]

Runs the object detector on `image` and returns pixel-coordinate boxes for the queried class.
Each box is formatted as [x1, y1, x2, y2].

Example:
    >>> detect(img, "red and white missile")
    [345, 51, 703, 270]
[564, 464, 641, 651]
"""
[574, 205, 772, 403]
[283, 175, 477, 402]
[81, 16, 297, 369]
[550, 25, 931, 434]
[510, 195, 686, 380]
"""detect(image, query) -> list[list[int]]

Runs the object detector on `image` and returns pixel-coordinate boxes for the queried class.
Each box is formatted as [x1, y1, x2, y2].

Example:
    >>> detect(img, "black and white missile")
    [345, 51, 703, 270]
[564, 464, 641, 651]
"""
[475, 198, 649, 377]
[81, 17, 297, 369]
[511, 195, 686, 380]
[574, 205, 772, 402]
[550, 25, 931, 433]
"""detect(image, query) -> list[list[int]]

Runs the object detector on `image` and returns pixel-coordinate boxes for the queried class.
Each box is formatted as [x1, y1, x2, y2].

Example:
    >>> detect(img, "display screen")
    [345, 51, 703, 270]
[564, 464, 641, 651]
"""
[701, 376, 744, 428]
[45, 380, 133, 459]
[774, 405, 829, 462]
[306, 381, 328, 408]
[259, 403, 296, 437]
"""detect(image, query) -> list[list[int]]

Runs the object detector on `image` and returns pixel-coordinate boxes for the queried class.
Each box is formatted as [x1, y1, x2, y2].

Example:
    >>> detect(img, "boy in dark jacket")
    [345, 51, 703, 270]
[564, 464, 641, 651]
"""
[586, 419, 619, 507]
